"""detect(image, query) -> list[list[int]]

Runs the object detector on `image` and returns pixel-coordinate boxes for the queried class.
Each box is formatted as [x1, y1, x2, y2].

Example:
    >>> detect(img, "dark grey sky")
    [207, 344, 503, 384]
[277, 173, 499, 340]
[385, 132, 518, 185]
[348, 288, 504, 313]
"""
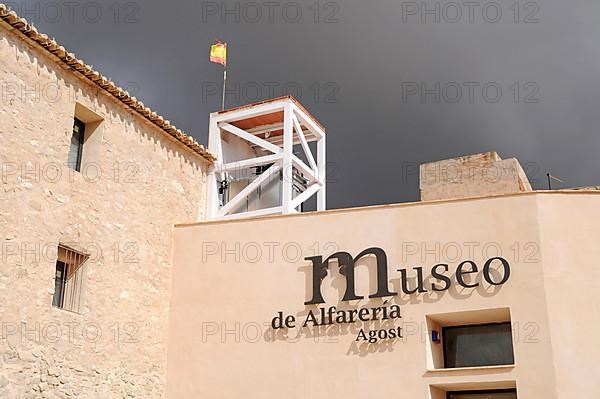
[15, 0, 600, 208]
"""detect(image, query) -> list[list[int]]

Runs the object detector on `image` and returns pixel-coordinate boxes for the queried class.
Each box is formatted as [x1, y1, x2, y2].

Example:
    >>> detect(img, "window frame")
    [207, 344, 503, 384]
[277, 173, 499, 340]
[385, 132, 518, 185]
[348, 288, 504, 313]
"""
[52, 260, 68, 309]
[442, 321, 515, 369]
[446, 388, 517, 399]
[70, 118, 85, 172]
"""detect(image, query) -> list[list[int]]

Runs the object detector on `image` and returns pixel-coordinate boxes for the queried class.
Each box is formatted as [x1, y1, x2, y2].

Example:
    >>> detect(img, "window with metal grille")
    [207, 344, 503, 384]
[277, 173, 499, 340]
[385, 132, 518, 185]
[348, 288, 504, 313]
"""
[447, 389, 517, 399]
[52, 245, 89, 313]
[67, 118, 85, 172]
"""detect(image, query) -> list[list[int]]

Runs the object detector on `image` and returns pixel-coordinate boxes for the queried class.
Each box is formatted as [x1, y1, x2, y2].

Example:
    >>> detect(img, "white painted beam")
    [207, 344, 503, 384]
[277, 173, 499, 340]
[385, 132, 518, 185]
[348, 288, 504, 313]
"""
[317, 136, 326, 211]
[292, 115, 317, 172]
[291, 183, 321, 210]
[247, 122, 284, 135]
[217, 162, 282, 217]
[292, 155, 317, 183]
[293, 104, 325, 140]
[281, 102, 294, 214]
[217, 154, 283, 173]
[211, 100, 285, 124]
[205, 118, 221, 219]
[219, 123, 282, 154]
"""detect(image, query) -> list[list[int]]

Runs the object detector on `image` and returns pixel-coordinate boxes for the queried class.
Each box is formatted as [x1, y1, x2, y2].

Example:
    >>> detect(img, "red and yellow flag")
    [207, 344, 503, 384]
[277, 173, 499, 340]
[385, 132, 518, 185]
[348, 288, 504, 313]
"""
[210, 42, 227, 66]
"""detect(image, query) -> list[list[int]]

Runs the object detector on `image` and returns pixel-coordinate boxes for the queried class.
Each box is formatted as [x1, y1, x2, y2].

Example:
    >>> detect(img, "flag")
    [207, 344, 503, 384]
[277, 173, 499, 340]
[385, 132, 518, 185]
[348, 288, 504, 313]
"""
[210, 42, 227, 66]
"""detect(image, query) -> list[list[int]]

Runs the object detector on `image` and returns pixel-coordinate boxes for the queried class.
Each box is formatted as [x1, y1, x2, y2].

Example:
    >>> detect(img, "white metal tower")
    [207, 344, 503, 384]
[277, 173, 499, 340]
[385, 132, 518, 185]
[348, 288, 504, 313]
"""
[205, 96, 326, 220]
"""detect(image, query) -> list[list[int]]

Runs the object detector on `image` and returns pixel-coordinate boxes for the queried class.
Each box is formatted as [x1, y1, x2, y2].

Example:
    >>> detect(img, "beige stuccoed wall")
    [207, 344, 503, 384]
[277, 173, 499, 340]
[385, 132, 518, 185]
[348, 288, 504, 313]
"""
[0, 23, 208, 398]
[167, 192, 600, 398]
[535, 194, 600, 397]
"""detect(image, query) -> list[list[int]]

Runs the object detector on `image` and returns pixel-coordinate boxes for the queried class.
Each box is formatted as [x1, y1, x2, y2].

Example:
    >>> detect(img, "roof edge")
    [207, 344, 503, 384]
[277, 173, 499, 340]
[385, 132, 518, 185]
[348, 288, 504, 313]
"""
[0, 3, 215, 163]
[175, 189, 600, 227]
[214, 95, 326, 132]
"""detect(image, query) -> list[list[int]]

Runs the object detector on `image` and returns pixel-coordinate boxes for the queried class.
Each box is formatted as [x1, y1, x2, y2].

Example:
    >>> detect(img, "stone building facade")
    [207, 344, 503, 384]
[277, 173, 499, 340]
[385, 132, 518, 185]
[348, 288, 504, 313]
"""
[0, 4, 213, 398]
[3, 3, 600, 399]
[420, 152, 532, 201]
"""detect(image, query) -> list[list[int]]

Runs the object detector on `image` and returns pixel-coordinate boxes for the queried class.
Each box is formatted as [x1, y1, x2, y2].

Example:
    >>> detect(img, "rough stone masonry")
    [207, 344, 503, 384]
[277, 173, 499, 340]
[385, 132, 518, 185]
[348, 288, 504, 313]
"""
[0, 6, 211, 397]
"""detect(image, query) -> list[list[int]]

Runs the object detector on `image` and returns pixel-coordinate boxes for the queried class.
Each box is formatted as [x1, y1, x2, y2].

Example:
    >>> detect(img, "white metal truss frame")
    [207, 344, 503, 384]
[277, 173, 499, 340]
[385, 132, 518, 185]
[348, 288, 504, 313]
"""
[205, 98, 326, 220]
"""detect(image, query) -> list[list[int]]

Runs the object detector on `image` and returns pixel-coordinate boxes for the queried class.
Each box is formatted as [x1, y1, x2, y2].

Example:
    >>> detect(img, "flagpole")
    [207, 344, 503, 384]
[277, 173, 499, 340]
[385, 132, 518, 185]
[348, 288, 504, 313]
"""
[221, 67, 227, 111]
[211, 41, 228, 111]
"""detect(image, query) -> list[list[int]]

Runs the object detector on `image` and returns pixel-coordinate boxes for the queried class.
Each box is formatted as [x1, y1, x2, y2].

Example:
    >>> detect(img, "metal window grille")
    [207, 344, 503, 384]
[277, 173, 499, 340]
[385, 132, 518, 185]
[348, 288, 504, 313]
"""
[52, 245, 89, 313]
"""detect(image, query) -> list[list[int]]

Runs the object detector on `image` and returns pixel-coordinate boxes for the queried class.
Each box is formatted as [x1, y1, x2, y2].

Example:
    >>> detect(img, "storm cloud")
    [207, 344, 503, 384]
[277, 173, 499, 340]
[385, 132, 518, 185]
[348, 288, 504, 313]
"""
[12, 0, 600, 208]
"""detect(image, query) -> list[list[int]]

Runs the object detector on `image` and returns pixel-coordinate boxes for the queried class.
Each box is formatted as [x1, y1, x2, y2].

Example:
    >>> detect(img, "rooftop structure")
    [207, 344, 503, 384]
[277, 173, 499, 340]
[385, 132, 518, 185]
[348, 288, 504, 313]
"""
[420, 151, 532, 201]
[206, 96, 326, 220]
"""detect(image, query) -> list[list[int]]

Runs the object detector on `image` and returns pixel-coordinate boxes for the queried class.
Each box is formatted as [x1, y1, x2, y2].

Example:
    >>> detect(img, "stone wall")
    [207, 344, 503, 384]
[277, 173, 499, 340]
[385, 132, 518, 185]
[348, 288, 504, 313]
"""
[420, 151, 532, 201]
[0, 22, 209, 398]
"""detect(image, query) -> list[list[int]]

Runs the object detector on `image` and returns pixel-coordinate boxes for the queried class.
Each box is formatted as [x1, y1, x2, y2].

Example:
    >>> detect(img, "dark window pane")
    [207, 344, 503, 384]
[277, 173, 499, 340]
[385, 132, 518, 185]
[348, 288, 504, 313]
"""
[443, 323, 514, 368]
[448, 389, 517, 399]
[68, 119, 85, 171]
[52, 261, 67, 308]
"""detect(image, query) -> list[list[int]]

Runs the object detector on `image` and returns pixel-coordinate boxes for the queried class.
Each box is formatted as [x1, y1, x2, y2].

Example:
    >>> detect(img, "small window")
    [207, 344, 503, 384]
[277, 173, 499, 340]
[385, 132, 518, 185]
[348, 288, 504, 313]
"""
[447, 389, 517, 399]
[67, 118, 85, 172]
[443, 322, 514, 368]
[52, 245, 89, 313]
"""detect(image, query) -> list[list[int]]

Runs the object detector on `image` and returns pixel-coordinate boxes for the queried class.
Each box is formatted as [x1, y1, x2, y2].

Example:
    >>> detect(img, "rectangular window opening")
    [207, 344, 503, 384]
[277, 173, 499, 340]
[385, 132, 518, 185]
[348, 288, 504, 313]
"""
[67, 118, 85, 172]
[443, 322, 515, 368]
[447, 388, 517, 399]
[52, 245, 89, 313]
